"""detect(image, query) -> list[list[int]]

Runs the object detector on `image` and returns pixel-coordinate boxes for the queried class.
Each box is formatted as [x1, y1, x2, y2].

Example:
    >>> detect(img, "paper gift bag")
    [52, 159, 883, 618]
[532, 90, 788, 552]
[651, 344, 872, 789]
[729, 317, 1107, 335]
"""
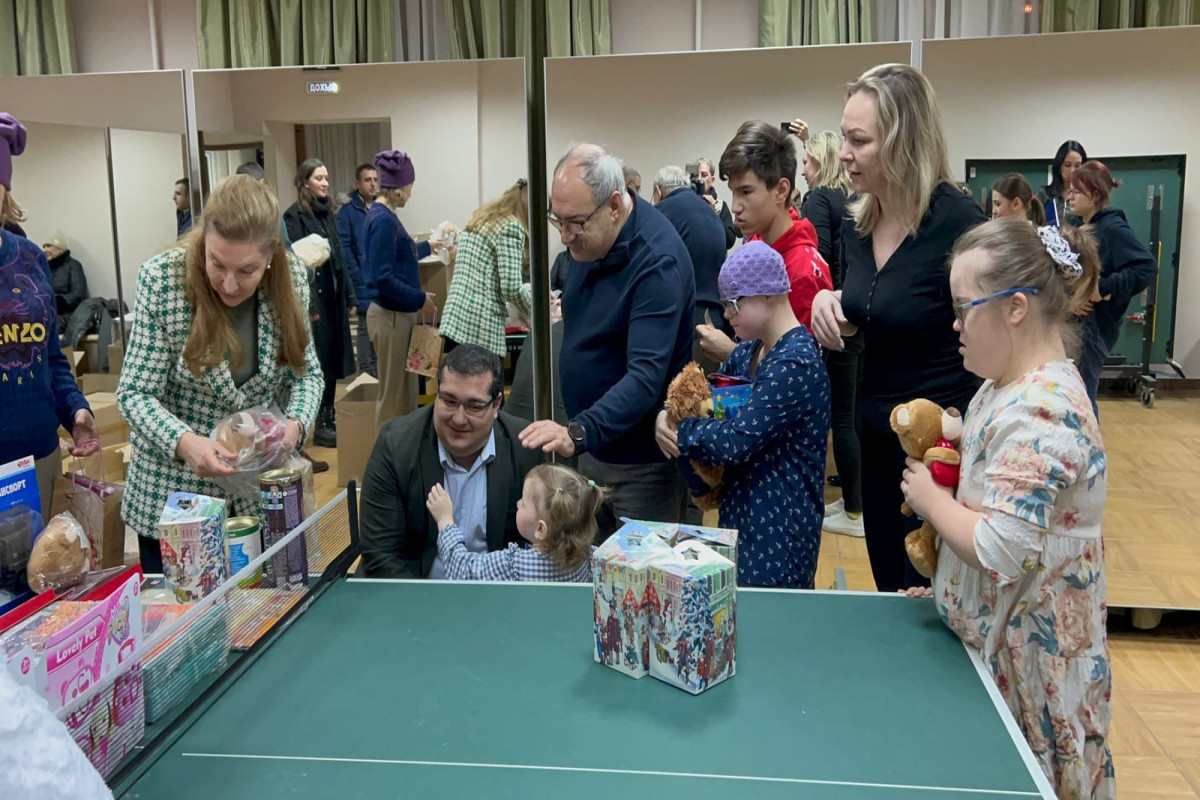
[406, 312, 444, 378]
[66, 455, 126, 570]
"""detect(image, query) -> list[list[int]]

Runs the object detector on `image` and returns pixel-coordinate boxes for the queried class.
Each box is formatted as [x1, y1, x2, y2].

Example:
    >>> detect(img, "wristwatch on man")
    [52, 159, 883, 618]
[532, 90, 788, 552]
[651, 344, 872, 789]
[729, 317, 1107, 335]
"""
[567, 420, 587, 454]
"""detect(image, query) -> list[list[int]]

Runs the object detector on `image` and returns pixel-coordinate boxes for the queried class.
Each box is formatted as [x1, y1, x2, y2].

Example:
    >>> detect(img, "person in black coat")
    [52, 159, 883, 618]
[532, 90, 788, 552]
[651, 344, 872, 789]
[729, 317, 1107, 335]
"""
[653, 166, 732, 373]
[283, 158, 356, 447]
[1067, 160, 1157, 415]
[1038, 140, 1087, 228]
[40, 232, 89, 332]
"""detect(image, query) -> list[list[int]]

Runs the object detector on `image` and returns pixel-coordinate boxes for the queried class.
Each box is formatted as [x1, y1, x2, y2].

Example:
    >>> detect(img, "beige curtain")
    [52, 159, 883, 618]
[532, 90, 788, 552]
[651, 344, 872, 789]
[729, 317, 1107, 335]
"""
[197, 0, 395, 69]
[444, 0, 611, 60]
[759, 0, 875, 47]
[1041, 0, 1199, 31]
[0, 0, 74, 76]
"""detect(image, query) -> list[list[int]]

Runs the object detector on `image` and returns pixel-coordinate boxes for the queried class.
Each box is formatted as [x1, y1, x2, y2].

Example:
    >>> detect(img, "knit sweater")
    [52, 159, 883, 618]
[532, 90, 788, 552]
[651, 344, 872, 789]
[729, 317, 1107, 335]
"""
[0, 231, 88, 462]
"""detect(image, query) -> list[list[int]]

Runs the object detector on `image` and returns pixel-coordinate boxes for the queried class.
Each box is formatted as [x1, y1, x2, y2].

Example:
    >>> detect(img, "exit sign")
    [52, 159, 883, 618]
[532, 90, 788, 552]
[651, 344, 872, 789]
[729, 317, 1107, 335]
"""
[307, 81, 340, 95]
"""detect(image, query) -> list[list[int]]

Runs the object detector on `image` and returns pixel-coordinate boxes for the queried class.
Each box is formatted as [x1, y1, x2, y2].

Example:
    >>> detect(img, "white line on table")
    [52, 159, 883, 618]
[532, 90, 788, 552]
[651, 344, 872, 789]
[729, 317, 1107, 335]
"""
[180, 752, 1041, 796]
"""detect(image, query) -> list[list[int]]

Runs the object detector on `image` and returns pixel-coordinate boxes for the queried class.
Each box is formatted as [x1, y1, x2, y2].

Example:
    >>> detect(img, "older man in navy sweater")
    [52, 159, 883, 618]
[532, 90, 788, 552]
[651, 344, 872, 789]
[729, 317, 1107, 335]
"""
[520, 144, 696, 532]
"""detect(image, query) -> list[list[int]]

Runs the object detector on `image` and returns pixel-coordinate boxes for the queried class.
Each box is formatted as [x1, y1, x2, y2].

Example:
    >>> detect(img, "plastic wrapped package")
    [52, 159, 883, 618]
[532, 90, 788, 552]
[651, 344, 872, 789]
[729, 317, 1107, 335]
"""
[27, 513, 90, 594]
[431, 220, 459, 263]
[0, 505, 39, 600]
[209, 406, 294, 503]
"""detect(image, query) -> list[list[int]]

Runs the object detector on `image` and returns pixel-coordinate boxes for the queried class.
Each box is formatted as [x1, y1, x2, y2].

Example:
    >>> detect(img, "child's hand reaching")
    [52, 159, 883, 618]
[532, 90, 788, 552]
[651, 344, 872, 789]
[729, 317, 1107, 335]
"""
[426, 483, 455, 531]
[901, 457, 953, 520]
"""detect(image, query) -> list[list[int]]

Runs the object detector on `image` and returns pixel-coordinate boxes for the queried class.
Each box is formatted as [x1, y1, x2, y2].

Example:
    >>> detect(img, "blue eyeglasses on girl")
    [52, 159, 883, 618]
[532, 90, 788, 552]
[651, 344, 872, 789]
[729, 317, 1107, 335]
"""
[953, 287, 1039, 324]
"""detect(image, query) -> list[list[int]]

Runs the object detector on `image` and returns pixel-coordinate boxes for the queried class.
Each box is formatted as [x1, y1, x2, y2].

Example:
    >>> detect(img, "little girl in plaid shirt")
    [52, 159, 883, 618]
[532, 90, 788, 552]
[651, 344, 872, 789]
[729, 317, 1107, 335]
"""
[428, 463, 604, 582]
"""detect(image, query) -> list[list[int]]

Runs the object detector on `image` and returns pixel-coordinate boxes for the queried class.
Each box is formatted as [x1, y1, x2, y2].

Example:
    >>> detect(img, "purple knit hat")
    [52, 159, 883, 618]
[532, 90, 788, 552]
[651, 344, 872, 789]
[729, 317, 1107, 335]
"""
[0, 113, 28, 191]
[374, 149, 415, 190]
[718, 241, 789, 301]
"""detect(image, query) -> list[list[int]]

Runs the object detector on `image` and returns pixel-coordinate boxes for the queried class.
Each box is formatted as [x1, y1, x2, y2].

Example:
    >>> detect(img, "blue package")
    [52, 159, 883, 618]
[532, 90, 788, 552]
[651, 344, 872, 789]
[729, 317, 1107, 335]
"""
[0, 456, 44, 604]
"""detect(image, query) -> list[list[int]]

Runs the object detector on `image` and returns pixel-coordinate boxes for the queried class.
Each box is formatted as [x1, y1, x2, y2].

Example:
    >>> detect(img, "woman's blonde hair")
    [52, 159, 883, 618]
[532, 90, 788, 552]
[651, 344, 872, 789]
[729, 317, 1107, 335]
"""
[951, 217, 1100, 357]
[466, 179, 529, 234]
[803, 131, 852, 194]
[846, 63, 955, 236]
[379, 185, 411, 208]
[181, 174, 310, 377]
[528, 463, 606, 573]
[0, 192, 27, 226]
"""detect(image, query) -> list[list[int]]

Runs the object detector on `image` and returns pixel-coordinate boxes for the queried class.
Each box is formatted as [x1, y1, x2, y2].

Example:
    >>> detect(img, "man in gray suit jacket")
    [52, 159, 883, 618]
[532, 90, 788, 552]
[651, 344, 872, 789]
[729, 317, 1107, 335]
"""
[359, 344, 543, 578]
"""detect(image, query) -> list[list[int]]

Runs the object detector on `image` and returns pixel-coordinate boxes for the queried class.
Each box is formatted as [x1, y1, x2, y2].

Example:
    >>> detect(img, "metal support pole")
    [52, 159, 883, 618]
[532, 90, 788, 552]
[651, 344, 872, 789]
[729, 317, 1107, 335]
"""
[102, 128, 128, 351]
[183, 69, 204, 218]
[525, 0, 552, 421]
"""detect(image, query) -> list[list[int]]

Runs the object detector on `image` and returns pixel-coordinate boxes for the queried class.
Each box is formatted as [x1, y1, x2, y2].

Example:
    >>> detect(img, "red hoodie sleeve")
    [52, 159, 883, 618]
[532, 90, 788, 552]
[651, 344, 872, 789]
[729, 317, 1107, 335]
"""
[785, 220, 833, 329]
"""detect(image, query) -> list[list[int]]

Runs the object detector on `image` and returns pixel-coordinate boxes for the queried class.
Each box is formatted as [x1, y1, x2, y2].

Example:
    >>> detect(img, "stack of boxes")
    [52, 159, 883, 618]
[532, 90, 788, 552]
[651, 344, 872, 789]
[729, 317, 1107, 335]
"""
[592, 520, 738, 695]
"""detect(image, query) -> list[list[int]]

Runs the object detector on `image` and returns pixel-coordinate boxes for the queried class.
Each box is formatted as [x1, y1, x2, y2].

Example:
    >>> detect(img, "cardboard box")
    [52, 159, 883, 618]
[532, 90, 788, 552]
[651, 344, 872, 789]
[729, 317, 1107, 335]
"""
[335, 374, 380, 488]
[100, 443, 130, 485]
[647, 541, 737, 695]
[418, 255, 448, 320]
[107, 344, 124, 376]
[592, 524, 674, 678]
[62, 346, 84, 377]
[83, 393, 129, 450]
[79, 373, 120, 395]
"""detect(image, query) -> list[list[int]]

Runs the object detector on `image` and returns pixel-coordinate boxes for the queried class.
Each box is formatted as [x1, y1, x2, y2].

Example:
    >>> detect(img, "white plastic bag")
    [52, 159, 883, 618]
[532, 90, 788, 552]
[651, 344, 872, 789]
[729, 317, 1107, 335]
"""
[291, 233, 331, 270]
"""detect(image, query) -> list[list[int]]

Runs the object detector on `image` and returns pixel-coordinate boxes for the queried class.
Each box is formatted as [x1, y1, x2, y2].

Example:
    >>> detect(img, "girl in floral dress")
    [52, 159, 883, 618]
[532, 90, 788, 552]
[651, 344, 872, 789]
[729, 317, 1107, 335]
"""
[900, 217, 1114, 799]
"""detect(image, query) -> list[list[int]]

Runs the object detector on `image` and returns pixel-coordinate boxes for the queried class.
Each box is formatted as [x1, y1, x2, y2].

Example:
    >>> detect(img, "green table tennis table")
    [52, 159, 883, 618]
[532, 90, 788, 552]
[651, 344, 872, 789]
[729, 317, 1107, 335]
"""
[112, 577, 1055, 799]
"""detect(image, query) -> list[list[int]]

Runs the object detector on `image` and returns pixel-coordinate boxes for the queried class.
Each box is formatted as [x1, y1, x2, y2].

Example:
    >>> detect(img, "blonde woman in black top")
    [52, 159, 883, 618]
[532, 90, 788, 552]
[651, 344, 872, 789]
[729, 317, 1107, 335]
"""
[810, 64, 986, 592]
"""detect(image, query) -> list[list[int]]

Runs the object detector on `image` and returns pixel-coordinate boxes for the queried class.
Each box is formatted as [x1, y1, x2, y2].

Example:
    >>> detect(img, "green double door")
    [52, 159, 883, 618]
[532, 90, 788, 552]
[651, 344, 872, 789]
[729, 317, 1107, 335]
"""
[964, 155, 1184, 367]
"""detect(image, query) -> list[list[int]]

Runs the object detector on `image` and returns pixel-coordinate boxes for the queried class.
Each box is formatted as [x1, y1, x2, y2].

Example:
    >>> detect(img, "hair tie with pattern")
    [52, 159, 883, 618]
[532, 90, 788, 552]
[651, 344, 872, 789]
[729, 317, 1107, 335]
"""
[587, 479, 595, 488]
[1036, 226, 1082, 278]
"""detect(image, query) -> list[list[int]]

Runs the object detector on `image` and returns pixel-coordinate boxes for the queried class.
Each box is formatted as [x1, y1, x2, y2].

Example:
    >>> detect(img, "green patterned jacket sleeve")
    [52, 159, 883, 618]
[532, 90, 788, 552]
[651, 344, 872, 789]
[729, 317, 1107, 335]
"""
[497, 220, 533, 318]
[281, 254, 324, 436]
[116, 259, 193, 460]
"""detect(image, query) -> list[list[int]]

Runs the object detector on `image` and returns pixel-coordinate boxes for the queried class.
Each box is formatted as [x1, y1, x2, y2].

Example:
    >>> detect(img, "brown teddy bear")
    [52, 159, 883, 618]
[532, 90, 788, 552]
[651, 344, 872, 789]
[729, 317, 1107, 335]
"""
[890, 398, 963, 579]
[664, 362, 724, 511]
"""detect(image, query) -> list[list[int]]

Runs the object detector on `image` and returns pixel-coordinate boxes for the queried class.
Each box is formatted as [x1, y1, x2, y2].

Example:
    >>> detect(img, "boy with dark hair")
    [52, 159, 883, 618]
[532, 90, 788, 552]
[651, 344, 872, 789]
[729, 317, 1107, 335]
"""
[697, 120, 832, 363]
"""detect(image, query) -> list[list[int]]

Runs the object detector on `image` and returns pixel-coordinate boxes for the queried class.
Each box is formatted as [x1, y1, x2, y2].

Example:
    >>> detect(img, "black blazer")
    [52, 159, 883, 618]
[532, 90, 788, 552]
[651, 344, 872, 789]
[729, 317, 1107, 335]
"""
[359, 405, 543, 578]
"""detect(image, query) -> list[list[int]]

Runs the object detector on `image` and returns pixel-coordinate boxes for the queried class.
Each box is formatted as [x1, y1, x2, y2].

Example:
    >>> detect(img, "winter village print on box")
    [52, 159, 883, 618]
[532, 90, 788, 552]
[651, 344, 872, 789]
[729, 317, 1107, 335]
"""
[592, 521, 737, 695]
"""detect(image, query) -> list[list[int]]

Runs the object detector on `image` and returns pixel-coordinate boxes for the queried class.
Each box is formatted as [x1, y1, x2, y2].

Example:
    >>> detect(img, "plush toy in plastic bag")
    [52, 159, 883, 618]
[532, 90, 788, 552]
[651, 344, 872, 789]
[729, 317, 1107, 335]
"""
[209, 407, 317, 521]
[210, 406, 294, 502]
[27, 512, 90, 593]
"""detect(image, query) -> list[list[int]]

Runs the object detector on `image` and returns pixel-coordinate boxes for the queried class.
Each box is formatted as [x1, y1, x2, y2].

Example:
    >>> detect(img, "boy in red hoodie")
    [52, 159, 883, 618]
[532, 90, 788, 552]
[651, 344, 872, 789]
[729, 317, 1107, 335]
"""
[697, 120, 832, 363]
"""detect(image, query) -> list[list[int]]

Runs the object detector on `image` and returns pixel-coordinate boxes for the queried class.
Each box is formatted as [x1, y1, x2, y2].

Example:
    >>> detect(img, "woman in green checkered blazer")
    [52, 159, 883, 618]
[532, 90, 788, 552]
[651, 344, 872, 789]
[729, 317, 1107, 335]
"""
[117, 175, 323, 571]
[439, 180, 532, 357]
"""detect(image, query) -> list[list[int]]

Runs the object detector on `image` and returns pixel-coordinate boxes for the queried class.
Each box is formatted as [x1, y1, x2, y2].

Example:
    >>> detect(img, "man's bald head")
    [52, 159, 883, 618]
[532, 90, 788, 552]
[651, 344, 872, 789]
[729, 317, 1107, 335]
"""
[549, 142, 630, 262]
[553, 143, 623, 206]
